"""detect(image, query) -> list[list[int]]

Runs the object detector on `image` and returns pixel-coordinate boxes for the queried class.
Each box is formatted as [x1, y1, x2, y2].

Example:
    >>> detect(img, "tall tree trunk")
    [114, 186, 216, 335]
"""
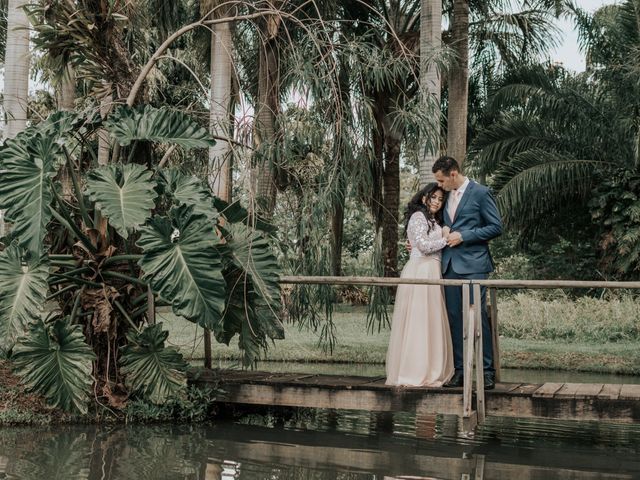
[3, 0, 30, 139]
[419, 0, 442, 184]
[203, 0, 235, 370]
[330, 59, 351, 277]
[253, 13, 281, 217]
[447, 0, 470, 165]
[381, 136, 401, 278]
[97, 87, 113, 166]
[206, 2, 234, 203]
[57, 65, 76, 201]
[2, 0, 30, 239]
[57, 65, 76, 111]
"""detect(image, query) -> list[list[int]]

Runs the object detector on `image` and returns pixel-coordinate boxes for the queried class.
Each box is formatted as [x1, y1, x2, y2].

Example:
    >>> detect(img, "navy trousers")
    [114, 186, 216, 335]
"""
[442, 266, 494, 373]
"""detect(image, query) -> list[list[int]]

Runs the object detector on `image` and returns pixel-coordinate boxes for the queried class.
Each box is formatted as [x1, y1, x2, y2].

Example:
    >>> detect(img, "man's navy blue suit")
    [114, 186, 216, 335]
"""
[442, 180, 502, 374]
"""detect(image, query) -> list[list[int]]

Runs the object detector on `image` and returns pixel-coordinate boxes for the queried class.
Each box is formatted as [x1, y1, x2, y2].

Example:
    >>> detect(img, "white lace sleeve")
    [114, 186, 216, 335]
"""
[408, 213, 447, 255]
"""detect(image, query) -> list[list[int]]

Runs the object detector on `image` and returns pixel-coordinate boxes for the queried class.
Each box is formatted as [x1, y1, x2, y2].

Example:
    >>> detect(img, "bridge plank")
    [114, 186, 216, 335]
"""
[509, 383, 541, 395]
[619, 384, 640, 400]
[532, 383, 564, 398]
[598, 384, 622, 400]
[554, 383, 584, 399]
[574, 383, 604, 399]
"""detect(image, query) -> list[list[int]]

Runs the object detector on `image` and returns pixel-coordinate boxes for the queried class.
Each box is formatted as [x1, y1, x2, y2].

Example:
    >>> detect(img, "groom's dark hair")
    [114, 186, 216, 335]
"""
[432, 155, 460, 175]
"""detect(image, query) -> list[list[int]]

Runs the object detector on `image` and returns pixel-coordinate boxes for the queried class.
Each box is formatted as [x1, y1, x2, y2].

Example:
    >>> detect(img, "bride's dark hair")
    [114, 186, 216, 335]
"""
[404, 182, 446, 236]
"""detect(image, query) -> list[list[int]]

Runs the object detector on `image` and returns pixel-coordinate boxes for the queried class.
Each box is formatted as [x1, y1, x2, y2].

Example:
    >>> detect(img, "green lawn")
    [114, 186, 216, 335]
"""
[161, 305, 389, 364]
[161, 298, 640, 375]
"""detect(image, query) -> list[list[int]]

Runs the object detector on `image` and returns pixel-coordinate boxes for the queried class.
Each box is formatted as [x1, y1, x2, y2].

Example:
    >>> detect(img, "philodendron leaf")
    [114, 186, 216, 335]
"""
[0, 243, 50, 352]
[0, 133, 60, 254]
[215, 224, 284, 365]
[156, 168, 218, 222]
[137, 205, 226, 332]
[12, 318, 95, 414]
[120, 323, 188, 404]
[104, 105, 216, 149]
[86, 163, 157, 239]
[225, 223, 281, 316]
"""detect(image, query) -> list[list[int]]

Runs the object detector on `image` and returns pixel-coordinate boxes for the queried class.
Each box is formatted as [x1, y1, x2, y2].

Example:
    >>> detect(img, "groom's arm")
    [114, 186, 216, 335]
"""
[458, 189, 503, 244]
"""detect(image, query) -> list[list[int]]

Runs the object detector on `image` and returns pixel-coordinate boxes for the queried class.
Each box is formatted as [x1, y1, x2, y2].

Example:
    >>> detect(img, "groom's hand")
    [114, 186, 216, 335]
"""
[447, 232, 463, 247]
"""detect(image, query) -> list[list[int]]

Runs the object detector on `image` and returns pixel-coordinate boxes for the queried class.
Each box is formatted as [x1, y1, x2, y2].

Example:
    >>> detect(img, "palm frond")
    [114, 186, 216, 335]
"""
[496, 150, 612, 228]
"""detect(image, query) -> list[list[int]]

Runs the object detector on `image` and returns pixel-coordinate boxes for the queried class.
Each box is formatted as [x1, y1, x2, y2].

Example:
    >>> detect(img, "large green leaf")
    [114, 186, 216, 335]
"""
[0, 111, 82, 254]
[12, 318, 95, 414]
[224, 224, 282, 320]
[86, 163, 157, 239]
[215, 224, 284, 365]
[120, 323, 188, 404]
[104, 105, 216, 149]
[156, 168, 218, 222]
[137, 205, 226, 332]
[0, 243, 50, 351]
[0, 133, 61, 254]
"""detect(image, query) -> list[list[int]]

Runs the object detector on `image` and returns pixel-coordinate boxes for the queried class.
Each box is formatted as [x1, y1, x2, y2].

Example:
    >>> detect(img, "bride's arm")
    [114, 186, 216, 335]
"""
[409, 214, 447, 255]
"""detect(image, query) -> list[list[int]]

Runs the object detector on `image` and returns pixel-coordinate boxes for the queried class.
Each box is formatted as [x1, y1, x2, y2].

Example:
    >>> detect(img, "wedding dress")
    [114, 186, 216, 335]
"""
[385, 212, 454, 387]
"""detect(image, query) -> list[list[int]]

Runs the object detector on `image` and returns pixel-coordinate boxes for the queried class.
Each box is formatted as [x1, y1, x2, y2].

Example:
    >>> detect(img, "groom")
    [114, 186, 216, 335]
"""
[432, 156, 502, 390]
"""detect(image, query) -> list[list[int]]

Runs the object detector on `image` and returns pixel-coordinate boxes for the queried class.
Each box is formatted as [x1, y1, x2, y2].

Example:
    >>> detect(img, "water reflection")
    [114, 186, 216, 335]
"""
[1, 410, 640, 479]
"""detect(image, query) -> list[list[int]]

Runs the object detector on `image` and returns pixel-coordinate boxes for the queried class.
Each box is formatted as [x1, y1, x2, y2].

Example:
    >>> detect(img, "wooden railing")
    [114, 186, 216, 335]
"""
[279, 275, 640, 428]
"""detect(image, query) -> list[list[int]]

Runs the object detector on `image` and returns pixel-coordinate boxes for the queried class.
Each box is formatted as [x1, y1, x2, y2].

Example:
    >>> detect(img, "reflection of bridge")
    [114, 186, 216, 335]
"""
[193, 369, 640, 427]
[203, 421, 639, 479]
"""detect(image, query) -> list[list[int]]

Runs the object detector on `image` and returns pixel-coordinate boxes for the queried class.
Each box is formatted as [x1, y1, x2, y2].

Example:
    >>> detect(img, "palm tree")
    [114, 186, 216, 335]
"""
[3, 0, 29, 139]
[1, 0, 29, 239]
[446, 0, 469, 164]
[445, 0, 564, 166]
[203, 0, 234, 203]
[253, 1, 283, 217]
[420, 0, 442, 183]
[468, 1, 640, 274]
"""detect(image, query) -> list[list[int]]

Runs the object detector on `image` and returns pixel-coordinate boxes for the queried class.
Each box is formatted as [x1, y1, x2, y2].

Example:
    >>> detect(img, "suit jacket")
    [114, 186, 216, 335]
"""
[442, 181, 503, 275]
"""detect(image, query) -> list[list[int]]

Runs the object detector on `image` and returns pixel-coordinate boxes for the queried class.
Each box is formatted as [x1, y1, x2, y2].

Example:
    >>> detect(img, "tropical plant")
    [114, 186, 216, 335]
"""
[0, 106, 283, 413]
[468, 1, 640, 276]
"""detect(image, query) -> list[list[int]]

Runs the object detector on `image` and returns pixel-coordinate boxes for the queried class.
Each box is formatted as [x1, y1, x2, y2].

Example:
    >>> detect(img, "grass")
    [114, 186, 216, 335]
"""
[162, 293, 640, 375]
[162, 305, 389, 364]
[498, 292, 640, 343]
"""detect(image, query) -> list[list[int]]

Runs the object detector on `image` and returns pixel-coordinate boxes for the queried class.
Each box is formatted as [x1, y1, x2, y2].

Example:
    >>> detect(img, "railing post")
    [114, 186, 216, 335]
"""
[473, 283, 485, 423]
[204, 328, 212, 369]
[462, 283, 474, 423]
[489, 288, 500, 382]
[147, 284, 156, 325]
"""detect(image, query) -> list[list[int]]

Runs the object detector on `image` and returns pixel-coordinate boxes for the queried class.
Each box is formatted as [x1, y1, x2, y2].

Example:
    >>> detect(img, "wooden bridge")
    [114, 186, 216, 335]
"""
[195, 275, 640, 429]
[192, 369, 640, 427]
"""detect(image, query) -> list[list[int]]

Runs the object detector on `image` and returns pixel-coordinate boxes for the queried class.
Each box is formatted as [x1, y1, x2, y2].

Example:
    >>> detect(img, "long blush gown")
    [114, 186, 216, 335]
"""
[385, 212, 454, 387]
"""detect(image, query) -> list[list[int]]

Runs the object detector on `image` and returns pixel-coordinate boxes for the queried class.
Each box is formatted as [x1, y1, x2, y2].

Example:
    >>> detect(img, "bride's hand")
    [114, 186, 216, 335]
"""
[442, 226, 451, 239]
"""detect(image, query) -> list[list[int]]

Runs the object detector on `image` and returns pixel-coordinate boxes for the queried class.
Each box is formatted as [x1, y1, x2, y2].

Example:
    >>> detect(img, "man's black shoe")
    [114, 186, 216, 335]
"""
[444, 371, 464, 388]
[483, 372, 496, 390]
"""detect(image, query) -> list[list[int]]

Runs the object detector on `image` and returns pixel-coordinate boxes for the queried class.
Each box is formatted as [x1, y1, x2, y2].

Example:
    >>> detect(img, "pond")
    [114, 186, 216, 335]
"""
[1, 407, 640, 479]
[212, 360, 640, 384]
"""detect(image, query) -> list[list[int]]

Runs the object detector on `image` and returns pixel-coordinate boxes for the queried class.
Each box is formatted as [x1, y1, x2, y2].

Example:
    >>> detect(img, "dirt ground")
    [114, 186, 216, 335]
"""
[0, 360, 66, 423]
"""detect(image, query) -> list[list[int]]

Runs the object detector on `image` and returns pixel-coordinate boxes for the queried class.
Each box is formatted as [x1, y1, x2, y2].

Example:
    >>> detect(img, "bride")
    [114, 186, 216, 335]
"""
[386, 183, 454, 387]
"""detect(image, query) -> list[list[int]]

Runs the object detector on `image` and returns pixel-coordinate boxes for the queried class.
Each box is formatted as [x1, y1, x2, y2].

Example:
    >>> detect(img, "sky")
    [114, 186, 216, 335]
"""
[551, 0, 616, 71]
